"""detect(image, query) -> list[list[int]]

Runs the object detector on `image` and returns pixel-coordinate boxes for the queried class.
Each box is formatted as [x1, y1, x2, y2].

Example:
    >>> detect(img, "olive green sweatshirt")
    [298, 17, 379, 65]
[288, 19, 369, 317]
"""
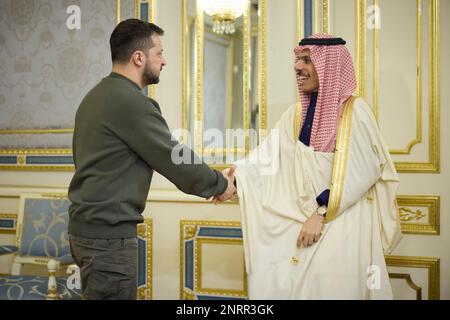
[68, 72, 227, 239]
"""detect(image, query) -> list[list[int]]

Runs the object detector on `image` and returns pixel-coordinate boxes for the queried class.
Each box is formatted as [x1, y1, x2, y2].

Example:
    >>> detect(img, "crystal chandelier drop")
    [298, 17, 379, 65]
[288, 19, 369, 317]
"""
[198, 0, 247, 35]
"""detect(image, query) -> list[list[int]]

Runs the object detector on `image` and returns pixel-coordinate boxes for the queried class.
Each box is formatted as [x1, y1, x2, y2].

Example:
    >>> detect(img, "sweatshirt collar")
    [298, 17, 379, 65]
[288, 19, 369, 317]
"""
[108, 72, 142, 91]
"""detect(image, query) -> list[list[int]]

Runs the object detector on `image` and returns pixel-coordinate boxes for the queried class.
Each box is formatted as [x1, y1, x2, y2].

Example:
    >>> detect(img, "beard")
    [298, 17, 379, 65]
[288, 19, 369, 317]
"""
[142, 62, 160, 85]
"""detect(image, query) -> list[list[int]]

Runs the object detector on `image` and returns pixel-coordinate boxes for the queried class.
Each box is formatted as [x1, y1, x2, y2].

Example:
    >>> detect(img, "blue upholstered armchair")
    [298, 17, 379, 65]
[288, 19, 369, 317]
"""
[0, 193, 81, 300]
[0, 193, 152, 300]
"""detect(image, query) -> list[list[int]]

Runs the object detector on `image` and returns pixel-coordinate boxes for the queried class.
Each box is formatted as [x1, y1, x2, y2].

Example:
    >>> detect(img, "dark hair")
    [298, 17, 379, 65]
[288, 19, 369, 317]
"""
[110, 19, 164, 64]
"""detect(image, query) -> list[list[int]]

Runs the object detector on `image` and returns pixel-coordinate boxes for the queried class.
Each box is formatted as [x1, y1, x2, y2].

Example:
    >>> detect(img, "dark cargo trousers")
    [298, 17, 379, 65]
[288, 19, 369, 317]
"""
[69, 235, 137, 300]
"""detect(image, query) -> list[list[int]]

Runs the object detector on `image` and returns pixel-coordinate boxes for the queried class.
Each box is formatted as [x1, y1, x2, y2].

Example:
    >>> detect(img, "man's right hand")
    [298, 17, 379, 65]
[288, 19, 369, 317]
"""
[210, 166, 236, 205]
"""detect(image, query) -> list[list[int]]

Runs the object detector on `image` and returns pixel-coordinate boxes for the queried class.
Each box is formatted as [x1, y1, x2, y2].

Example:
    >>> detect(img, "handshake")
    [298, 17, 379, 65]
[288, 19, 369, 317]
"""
[209, 166, 237, 205]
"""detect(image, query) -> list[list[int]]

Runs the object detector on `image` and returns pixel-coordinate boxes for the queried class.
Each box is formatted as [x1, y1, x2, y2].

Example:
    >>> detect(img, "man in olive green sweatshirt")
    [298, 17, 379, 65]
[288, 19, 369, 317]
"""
[68, 19, 236, 300]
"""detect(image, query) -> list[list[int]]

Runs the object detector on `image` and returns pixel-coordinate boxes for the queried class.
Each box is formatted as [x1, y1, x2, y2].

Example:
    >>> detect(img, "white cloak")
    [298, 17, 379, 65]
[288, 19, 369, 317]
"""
[235, 97, 402, 300]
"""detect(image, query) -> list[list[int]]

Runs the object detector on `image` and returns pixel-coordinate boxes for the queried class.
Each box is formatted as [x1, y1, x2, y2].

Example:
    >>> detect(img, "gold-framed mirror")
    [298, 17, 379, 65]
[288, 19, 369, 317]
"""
[181, 0, 266, 168]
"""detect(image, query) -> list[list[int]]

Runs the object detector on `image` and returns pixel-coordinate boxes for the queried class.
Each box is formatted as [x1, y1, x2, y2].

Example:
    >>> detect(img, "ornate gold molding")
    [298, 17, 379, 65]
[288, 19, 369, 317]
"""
[259, 0, 267, 132]
[148, 0, 157, 100]
[184, 225, 198, 240]
[0, 148, 74, 171]
[389, 273, 422, 300]
[134, 0, 139, 19]
[40, 193, 68, 199]
[181, 288, 197, 300]
[0, 166, 73, 171]
[203, 147, 246, 154]
[372, 0, 379, 121]
[296, 0, 330, 38]
[132, 0, 156, 99]
[397, 195, 439, 235]
[296, 0, 304, 41]
[0, 149, 72, 155]
[137, 218, 153, 299]
[399, 207, 425, 221]
[180, 220, 247, 299]
[0, 129, 74, 135]
[0, 213, 17, 234]
[297, 0, 439, 172]
[352, 0, 440, 172]
[313, 0, 320, 34]
[116, 0, 121, 24]
[388, 0, 423, 155]
[322, 0, 330, 34]
[195, 237, 248, 297]
[243, 3, 250, 157]
[194, 5, 204, 155]
[385, 255, 440, 300]
[355, 0, 366, 99]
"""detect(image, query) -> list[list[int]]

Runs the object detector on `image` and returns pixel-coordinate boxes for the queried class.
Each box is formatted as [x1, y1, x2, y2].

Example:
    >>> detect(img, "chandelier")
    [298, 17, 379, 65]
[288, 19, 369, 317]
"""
[198, 0, 247, 34]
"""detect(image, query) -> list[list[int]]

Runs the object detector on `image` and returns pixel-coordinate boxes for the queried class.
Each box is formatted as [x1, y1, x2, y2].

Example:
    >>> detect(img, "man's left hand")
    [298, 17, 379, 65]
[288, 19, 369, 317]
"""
[297, 213, 324, 247]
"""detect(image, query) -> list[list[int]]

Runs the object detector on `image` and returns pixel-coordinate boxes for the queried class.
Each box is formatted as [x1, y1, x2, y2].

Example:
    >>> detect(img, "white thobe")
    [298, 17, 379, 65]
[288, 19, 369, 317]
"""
[235, 97, 402, 300]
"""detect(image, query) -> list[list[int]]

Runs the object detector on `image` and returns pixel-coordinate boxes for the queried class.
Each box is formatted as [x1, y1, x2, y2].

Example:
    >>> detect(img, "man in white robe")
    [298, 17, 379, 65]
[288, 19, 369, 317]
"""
[216, 34, 402, 299]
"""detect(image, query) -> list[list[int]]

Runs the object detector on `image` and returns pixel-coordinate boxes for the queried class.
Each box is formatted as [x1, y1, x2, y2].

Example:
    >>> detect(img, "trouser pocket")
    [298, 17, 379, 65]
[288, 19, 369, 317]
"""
[84, 249, 137, 300]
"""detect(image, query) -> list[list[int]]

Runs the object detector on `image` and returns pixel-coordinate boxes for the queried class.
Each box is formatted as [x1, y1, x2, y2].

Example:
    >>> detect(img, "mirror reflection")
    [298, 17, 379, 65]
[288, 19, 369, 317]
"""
[183, 0, 263, 166]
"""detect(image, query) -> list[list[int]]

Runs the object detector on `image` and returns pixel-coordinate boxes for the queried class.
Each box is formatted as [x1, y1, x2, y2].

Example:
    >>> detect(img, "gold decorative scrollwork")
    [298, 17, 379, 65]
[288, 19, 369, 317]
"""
[137, 224, 146, 238]
[182, 288, 197, 300]
[137, 287, 146, 300]
[399, 207, 425, 222]
[184, 225, 198, 240]
[397, 195, 439, 235]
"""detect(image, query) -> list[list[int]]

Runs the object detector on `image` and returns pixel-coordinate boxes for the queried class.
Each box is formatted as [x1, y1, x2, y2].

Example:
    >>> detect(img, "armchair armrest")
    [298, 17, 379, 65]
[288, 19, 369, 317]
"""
[0, 245, 18, 256]
[55, 254, 74, 266]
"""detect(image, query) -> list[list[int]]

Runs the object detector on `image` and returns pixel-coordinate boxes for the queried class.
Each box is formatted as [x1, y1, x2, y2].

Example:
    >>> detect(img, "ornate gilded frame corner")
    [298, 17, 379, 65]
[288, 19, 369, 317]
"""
[385, 255, 440, 300]
[137, 218, 153, 300]
[397, 195, 439, 235]
[388, 273, 422, 300]
[180, 220, 248, 300]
